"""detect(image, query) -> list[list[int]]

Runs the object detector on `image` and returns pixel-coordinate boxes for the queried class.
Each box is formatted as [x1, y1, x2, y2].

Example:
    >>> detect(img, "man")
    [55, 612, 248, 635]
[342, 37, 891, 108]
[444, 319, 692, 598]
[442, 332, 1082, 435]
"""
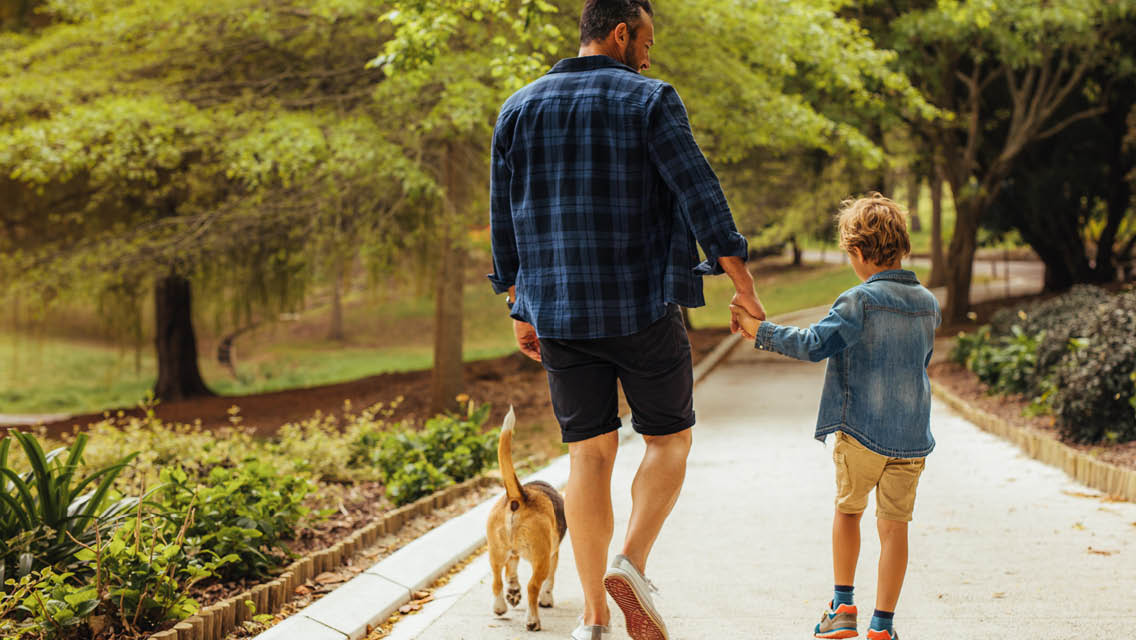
[488, 2, 765, 639]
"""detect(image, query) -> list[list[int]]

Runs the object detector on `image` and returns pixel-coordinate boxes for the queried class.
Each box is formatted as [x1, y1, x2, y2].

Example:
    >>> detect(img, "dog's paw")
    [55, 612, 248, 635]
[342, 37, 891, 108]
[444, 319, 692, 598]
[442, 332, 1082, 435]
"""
[538, 591, 553, 608]
[493, 593, 508, 616]
[525, 613, 541, 631]
[506, 587, 522, 607]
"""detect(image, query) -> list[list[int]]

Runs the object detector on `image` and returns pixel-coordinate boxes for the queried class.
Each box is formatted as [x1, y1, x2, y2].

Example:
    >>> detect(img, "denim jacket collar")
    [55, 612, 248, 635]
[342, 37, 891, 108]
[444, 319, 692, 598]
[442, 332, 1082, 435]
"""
[547, 55, 638, 76]
[866, 269, 920, 285]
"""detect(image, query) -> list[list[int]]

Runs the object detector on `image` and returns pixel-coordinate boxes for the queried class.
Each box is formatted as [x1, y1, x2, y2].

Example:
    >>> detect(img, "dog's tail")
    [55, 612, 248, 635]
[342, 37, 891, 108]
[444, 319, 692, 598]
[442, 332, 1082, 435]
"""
[498, 406, 524, 508]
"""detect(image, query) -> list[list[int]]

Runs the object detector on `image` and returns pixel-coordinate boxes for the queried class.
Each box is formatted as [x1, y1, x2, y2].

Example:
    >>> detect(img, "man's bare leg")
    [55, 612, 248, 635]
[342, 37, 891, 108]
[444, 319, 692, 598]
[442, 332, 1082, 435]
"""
[566, 430, 620, 626]
[620, 428, 692, 574]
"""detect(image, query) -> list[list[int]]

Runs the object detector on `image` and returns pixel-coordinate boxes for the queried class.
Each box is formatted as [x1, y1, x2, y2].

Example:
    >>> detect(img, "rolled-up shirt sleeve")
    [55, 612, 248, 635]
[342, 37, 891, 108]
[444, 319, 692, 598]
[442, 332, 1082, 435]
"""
[487, 118, 517, 295]
[754, 290, 864, 362]
[646, 84, 748, 276]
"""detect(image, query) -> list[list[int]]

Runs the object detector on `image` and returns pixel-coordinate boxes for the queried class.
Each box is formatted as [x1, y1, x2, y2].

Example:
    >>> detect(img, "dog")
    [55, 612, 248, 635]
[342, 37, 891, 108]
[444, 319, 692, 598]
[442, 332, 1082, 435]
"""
[486, 406, 567, 631]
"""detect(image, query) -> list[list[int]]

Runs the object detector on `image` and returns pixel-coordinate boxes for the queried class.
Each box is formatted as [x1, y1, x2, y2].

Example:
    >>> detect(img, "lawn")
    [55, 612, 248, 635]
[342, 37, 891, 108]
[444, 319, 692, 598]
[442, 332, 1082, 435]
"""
[1, 260, 920, 415]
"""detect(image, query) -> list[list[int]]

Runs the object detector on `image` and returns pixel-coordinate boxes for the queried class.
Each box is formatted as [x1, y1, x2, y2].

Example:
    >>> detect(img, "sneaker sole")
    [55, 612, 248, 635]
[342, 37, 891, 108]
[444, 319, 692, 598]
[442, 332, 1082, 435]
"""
[603, 573, 667, 640]
[815, 630, 858, 639]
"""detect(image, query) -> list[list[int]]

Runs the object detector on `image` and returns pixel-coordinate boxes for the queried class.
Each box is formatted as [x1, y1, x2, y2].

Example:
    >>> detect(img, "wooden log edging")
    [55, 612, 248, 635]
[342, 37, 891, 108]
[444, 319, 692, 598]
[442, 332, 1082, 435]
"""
[931, 380, 1136, 502]
[149, 475, 497, 640]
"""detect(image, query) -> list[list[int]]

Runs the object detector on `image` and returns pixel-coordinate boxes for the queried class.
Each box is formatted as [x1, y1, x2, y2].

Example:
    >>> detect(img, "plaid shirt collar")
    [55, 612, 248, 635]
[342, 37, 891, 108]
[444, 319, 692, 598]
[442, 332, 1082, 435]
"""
[547, 55, 638, 76]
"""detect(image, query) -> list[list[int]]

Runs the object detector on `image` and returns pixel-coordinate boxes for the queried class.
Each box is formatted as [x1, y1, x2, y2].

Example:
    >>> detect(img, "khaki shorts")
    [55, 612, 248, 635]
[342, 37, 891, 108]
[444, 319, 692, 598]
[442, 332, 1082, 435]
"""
[833, 431, 925, 522]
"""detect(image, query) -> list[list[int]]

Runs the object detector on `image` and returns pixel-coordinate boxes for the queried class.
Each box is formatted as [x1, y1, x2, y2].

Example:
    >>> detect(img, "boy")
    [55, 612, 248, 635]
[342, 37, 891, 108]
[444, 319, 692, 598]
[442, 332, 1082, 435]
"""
[731, 194, 940, 640]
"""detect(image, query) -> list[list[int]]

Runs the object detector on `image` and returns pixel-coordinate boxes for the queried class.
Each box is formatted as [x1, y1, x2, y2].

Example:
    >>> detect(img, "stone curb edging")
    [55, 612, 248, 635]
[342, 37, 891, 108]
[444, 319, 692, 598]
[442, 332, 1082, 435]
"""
[146, 476, 496, 640]
[244, 325, 747, 640]
[931, 380, 1136, 502]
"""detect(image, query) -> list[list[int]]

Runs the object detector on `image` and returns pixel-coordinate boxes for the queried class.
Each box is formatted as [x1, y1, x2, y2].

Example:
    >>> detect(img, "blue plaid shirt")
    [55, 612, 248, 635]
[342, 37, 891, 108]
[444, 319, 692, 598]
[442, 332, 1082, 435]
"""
[488, 55, 748, 339]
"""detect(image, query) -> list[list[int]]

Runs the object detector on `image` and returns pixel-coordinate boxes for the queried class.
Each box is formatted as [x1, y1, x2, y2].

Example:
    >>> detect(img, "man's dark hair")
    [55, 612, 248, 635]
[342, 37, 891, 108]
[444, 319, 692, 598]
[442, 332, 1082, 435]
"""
[579, 0, 653, 45]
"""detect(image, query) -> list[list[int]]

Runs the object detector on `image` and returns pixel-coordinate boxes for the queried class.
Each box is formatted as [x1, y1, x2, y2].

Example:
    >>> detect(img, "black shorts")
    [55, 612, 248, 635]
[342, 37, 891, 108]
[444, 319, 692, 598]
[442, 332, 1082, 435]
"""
[538, 305, 695, 443]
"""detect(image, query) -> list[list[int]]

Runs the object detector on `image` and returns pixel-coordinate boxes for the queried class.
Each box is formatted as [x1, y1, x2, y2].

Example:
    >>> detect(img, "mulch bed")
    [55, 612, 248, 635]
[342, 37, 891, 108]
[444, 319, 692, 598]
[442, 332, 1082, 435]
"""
[35, 327, 731, 466]
[928, 356, 1136, 474]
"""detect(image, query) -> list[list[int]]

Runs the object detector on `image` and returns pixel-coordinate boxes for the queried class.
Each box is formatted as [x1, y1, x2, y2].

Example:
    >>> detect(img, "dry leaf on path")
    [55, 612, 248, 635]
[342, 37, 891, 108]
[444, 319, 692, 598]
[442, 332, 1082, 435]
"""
[1087, 547, 1116, 556]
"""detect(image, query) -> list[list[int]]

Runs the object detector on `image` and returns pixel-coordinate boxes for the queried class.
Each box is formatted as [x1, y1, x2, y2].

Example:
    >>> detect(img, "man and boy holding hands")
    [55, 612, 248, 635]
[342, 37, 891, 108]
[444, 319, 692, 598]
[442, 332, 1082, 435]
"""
[489, 2, 941, 638]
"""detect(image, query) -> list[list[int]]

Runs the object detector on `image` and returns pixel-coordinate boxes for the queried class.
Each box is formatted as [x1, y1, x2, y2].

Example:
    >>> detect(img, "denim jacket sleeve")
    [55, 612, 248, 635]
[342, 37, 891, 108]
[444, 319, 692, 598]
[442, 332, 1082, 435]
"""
[754, 289, 864, 362]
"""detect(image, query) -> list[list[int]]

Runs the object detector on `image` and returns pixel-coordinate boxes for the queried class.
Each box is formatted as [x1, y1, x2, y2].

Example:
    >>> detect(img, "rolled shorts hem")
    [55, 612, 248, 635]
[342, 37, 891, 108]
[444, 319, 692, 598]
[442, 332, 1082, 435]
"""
[631, 414, 696, 438]
[561, 419, 622, 444]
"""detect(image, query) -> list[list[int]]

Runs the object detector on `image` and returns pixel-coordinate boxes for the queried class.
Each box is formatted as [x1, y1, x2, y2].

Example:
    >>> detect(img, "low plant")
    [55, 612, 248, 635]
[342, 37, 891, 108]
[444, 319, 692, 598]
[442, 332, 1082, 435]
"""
[1, 432, 138, 582]
[0, 567, 97, 639]
[155, 463, 313, 579]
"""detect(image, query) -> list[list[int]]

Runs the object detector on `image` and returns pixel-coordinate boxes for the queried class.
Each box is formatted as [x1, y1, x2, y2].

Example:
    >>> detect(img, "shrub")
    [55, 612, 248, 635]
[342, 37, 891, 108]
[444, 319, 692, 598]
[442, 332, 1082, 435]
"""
[155, 463, 313, 579]
[75, 513, 233, 632]
[1048, 290, 1136, 443]
[371, 402, 500, 506]
[0, 432, 138, 581]
[0, 567, 97, 639]
[951, 326, 1041, 396]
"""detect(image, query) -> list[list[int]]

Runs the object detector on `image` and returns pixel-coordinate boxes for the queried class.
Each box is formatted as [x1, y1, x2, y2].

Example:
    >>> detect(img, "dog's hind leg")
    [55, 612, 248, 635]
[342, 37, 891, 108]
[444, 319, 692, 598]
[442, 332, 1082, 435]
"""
[526, 550, 551, 631]
[490, 544, 508, 616]
[539, 549, 558, 608]
[505, 552, 522, 608]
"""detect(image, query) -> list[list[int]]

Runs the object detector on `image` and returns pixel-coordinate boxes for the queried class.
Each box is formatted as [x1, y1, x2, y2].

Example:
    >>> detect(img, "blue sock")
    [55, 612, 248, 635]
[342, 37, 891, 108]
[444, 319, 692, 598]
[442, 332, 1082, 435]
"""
[870, 609, 894, 631]
[832, 585, 854, 608]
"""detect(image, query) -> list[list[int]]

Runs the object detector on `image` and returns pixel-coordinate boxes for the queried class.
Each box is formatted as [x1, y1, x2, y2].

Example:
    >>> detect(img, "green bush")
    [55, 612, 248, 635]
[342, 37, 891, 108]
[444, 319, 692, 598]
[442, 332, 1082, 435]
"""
[1048, 291, 1136, 443]
[372, 402, 499, 506]
[155, 463, 313, 579]
[0, 567, 97, 639]
[959, 286, 1136, 444]
[0, 432, 138, 581]
[76, 513, 232, 632]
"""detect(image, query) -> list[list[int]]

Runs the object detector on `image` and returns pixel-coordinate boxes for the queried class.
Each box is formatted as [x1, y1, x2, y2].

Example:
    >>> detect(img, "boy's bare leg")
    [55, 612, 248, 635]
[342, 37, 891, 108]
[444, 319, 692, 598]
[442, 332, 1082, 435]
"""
[875, 519, 908, 611]
[833, 510, 863, 586]
[620, 429, 693, 573]
[566, 430, 620, 626]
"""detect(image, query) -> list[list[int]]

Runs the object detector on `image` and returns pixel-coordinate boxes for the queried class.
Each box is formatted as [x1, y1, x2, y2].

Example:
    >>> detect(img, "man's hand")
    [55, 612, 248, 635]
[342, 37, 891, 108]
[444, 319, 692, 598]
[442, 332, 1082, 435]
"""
[514, 319, 541, 362]
[729, 290, 765, 335]
[729, 304, 761, 340]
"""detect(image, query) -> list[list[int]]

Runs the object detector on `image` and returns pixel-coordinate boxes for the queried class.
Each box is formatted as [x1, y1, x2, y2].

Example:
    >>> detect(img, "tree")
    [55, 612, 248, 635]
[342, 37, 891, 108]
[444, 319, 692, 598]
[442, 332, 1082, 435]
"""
[875, 0, 1136, 321]
[0, 0, 431, 402]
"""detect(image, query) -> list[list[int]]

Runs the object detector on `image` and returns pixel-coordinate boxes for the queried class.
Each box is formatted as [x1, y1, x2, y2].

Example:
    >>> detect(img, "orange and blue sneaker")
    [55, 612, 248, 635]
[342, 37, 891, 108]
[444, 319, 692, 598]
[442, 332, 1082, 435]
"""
[866, 628, 898, 640]
[814, 601, 858, 639]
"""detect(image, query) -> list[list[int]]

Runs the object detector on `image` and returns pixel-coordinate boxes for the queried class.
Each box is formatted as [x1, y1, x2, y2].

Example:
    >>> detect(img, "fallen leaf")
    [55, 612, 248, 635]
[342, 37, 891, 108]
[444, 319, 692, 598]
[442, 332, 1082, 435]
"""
[1072, 522, 1086, 530]
[1063, 490, 1102, 500]
[294, 585, 312, 596]
[1088, 547, 1116, 556]
[413, 590, 432, 600]
[316, 571, 346, 585]
[992, 592, 1005, 599]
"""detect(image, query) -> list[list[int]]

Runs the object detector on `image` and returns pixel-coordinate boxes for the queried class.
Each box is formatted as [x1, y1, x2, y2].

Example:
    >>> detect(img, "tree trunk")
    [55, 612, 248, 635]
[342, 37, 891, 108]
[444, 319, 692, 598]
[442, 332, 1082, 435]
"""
[790, 234, 802, 266]
[907, 173, 922, 233]
[927, 169, 946, 288]
[327, 266, 345, 341]
[430, 147, 465, 415]
[1093, 102, 1132, 284]
[153, 274, 212, 402]
[945, 196, 980, 324]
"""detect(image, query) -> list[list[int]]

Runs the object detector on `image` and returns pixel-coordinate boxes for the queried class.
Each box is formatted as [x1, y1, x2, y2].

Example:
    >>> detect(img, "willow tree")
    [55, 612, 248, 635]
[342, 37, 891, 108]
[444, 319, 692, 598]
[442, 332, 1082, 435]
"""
[0, 0, 430, 402]
[371, 0, 563, 414]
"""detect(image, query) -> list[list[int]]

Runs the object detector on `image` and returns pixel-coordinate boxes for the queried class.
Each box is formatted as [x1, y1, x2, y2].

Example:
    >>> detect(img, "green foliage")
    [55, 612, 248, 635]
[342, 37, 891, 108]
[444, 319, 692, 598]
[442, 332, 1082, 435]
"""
[956, 286, 1136, 444]
[0, 432, 137, 580]
[0, 567, 97, 639]
[74, 513, 231, 631]
[155, 463, 312, 579]
[371, 401, 500, 506]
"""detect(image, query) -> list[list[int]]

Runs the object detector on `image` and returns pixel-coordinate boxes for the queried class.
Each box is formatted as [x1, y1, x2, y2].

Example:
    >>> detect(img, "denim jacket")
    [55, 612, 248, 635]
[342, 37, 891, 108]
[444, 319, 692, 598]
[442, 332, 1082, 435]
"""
[754, 270, 941, 458]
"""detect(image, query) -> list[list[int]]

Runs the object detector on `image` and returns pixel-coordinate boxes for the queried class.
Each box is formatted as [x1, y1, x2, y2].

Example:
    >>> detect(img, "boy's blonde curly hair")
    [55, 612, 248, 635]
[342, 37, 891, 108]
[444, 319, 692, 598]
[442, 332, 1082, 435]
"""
[837, 193, 911, 267]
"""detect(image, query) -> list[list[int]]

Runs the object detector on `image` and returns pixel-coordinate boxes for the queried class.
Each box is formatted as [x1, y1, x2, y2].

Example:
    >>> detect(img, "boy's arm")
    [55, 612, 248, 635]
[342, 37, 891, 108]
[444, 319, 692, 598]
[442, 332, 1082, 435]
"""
[753, 290, 864, 362]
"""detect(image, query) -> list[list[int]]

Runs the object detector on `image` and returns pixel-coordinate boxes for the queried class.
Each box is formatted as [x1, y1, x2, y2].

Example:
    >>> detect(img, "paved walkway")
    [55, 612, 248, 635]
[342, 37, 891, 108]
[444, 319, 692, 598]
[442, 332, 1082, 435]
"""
[402, 340, 1136, 639]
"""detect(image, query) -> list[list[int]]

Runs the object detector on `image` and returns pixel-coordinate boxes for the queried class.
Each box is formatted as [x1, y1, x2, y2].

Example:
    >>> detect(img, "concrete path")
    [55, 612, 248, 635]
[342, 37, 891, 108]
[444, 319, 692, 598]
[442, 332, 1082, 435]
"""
[401, 339, 1136, 639]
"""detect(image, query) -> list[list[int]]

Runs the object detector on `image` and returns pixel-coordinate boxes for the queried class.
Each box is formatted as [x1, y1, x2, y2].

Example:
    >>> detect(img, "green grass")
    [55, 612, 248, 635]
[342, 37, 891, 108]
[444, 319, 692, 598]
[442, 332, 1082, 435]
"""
[1, 260, 927, 415]
[688, 261, 930, 328]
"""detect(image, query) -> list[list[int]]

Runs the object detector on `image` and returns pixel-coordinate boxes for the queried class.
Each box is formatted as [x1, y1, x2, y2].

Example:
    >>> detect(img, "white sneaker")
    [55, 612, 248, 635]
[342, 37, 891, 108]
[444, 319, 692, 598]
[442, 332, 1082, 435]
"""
[602, 555, 668, 640]
[570, 615, 610, 640]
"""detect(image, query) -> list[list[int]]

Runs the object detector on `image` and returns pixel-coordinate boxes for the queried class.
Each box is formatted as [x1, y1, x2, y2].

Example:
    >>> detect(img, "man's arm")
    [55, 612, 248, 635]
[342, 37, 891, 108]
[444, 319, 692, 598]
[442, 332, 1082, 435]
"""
[719, 255, 765, 334]
[646, 84, 749, 278]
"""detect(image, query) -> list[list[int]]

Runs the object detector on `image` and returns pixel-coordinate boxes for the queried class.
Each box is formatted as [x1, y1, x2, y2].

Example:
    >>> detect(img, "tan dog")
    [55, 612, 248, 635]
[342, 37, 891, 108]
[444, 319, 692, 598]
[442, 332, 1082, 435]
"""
[487, 406, 567, 631]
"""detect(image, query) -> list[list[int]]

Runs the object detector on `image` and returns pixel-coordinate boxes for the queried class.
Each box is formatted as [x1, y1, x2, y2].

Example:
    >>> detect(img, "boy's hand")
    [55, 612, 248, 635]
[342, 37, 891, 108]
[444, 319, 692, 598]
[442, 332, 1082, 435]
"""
[729, 304, 761, 340]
